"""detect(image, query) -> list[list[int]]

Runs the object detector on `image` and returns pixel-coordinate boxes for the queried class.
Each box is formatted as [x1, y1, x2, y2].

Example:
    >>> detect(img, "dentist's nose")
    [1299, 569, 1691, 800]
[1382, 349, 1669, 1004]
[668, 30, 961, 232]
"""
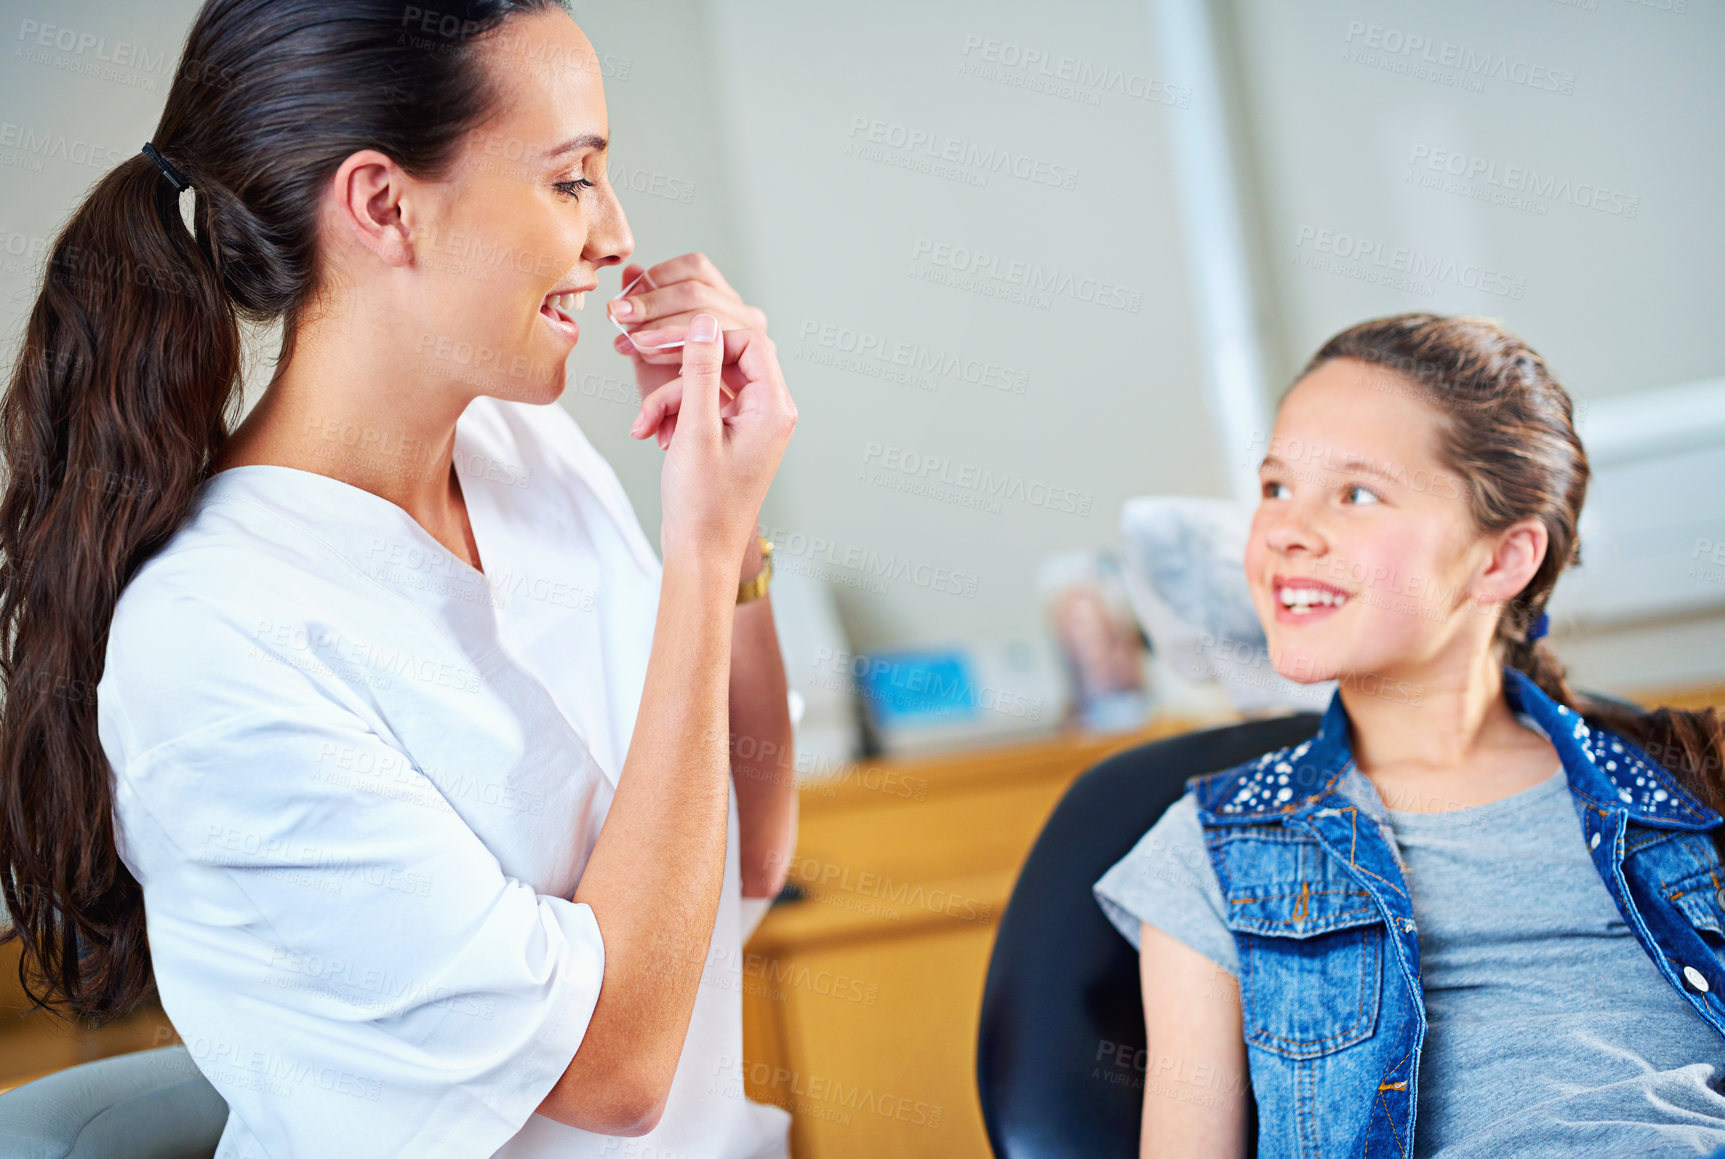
[584, 181, 633, 271]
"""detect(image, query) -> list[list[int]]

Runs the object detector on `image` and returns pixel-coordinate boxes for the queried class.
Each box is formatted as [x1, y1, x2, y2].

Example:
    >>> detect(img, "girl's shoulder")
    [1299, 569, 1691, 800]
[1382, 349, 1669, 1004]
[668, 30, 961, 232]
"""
[1187, 734, 1329, 823]
[1094, 790, 1237, 968]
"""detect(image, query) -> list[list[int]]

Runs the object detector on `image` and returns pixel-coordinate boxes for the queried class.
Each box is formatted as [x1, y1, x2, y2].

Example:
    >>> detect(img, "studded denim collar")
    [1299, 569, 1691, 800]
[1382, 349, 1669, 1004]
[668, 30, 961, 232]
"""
[1193, 666, 1719, 830]
[1498, 666, 1716, 830]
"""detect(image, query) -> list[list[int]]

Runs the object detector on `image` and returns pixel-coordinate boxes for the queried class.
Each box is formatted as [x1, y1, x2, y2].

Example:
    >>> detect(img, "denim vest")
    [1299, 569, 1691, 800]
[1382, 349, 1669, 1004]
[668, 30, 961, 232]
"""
[1191, 667, 1725, 1158]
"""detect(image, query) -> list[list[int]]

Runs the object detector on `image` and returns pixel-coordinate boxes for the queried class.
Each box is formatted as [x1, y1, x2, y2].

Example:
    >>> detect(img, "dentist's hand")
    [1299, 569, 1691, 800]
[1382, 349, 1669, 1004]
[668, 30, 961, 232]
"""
[632, 312, 795, 575]
[611, 253, 768, 405]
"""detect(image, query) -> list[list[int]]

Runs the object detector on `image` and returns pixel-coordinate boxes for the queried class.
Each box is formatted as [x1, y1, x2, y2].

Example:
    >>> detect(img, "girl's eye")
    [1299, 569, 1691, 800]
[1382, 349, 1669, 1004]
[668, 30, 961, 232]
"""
[1343, 484, 1381, 505]
[554, 178, 596, 200]
[1262, 480, 1291, 501]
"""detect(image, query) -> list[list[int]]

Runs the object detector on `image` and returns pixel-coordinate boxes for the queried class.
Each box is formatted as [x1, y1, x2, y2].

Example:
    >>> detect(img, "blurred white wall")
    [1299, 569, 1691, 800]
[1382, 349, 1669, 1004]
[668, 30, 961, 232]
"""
[699, 0, 1221, 660]
[1227, 0, 1722, 394]
[1, 3, 193, 334]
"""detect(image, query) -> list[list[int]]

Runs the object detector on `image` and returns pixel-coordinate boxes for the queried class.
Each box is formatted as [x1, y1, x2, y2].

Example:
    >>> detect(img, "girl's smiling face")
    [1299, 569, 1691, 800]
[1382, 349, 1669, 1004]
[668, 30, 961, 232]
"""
[1244, 357, 1543, 687]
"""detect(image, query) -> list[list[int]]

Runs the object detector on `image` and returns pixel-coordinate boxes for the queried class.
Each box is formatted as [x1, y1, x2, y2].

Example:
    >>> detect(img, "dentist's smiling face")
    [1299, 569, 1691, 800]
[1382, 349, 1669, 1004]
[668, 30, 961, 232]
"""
[409, 8, 633, 403]
[1244, 358, 1495, 686]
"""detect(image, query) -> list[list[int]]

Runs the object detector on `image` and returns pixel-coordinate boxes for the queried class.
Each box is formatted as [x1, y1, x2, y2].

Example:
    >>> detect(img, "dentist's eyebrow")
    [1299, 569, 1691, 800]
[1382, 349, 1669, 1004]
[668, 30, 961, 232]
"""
[545, 133, 608, 160]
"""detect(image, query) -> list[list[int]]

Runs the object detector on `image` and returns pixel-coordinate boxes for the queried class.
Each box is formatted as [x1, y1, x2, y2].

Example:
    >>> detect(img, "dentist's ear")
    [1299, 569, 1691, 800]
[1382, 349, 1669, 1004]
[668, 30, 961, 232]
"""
[1473, 517, 1549, 606]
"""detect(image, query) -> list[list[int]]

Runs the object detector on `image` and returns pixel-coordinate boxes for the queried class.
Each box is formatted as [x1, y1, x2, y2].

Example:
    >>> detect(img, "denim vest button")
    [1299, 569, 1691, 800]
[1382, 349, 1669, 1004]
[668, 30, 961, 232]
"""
[1589, 831, 1600, 850]
[1715, 887, 1725, 910]
[1683, 965, 1711, 993]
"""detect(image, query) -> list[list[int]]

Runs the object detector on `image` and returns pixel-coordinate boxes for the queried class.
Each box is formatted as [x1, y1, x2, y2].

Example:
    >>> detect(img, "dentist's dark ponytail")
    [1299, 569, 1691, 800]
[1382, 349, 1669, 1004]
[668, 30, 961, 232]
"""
[0, 0, 568, 1023]
[0, 143, 239, 1027]
[1301, 313, 1725, 821]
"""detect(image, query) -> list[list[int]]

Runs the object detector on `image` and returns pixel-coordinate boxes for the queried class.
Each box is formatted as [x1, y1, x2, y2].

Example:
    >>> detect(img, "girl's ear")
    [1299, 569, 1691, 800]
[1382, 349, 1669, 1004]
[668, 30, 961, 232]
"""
[1471, 517, 1549, 608]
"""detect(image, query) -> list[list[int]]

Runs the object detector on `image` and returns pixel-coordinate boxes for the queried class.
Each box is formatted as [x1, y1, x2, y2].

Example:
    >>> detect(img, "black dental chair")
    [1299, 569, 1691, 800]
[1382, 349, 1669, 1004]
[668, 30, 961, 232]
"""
[975, 712, 1324, 1158]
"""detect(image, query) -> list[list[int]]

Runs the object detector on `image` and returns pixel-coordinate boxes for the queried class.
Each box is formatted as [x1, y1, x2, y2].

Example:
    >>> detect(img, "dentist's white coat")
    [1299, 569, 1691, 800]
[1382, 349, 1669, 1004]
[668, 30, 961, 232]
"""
[98, 395, 789, 1159]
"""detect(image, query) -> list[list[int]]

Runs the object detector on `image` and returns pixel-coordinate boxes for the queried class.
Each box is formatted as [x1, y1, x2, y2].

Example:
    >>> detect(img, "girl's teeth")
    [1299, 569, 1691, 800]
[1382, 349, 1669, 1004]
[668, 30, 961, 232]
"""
[571, 292, 586, 311]
[1277, 586, 1348, 611]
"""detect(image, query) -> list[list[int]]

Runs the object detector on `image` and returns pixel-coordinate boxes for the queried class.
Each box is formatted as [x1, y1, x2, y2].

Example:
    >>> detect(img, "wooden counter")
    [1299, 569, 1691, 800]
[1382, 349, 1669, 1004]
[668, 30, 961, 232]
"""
[737, 714, 1213, 1159]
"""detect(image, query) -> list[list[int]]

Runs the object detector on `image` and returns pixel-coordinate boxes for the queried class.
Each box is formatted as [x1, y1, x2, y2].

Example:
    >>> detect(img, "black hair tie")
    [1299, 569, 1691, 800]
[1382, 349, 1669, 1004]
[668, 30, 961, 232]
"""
[141, 142, 191, 192]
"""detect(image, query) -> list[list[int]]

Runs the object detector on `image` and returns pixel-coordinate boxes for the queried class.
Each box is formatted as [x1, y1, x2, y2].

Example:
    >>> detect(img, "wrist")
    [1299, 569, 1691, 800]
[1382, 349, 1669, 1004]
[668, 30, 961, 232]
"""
[661, 551, 745, 606]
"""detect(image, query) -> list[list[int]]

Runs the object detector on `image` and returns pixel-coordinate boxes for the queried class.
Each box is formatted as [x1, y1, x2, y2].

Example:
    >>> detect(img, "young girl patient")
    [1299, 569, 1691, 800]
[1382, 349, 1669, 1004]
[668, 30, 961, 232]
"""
[1094, 313, 1725, 1159]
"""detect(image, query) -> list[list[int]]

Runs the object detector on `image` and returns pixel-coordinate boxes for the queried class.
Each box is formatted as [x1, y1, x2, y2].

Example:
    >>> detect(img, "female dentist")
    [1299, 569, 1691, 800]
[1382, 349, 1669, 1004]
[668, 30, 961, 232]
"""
[0, 2, 798, 1156]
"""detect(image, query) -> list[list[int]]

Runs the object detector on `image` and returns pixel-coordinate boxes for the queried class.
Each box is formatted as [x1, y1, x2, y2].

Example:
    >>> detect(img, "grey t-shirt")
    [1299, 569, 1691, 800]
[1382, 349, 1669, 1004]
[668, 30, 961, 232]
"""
[1094, 760, 1725, 1158]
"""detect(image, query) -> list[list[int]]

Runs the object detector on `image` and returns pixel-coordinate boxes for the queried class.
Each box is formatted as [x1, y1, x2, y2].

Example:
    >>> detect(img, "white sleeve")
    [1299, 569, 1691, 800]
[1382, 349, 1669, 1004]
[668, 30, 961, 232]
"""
[738, 895, 773, 945]
[111, 670, 604, 1156]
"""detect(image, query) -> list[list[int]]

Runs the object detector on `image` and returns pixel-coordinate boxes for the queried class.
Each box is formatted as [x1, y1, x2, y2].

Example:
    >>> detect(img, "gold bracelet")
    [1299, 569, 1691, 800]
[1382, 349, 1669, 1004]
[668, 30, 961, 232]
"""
[737, 537, 773, 604]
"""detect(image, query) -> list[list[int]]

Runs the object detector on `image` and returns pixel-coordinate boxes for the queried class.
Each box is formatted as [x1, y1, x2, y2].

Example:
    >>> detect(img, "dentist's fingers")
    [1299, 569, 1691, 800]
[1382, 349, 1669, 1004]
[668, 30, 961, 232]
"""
[673, 313, 724, 439]
[643, 252, 740, 297]
[631, 376, 744, 448]
[608, 253, 766, 349]
[610, 282, 767, 331]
